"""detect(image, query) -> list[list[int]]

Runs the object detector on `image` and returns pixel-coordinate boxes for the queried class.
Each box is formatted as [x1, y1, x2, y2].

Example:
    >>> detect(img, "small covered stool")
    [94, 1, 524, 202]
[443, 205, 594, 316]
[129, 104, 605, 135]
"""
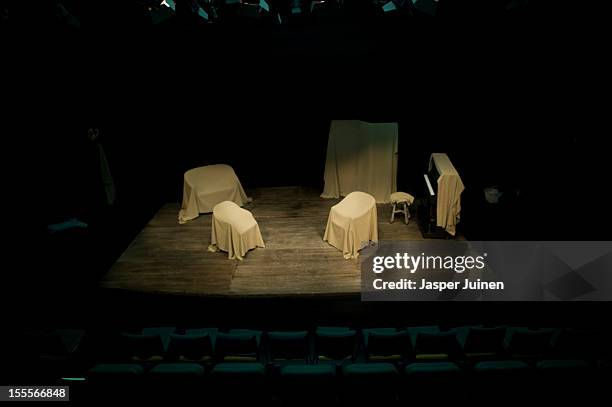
[389, 192, 414, 224]
[208, 201, 265, 260]
[323, 191, 378, 259]
[178, 164, 251, 224]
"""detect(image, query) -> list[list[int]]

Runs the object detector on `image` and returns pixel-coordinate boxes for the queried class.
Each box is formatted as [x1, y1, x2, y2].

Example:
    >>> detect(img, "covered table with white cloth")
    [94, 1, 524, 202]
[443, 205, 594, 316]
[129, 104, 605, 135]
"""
[208, 201, 265, 260]
[178, 164, 250, 224]
[323, 191, 378, 259]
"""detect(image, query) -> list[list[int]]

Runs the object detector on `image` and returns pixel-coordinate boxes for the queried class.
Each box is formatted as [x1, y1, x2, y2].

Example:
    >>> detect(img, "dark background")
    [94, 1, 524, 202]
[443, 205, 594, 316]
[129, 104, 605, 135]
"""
[7, 0, 612, 329]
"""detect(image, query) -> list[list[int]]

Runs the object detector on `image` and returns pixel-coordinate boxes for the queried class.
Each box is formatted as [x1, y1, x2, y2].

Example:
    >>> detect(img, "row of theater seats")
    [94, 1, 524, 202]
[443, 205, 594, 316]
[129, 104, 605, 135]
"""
[11, 325, 612, 403]
[74, 325, 612, 364]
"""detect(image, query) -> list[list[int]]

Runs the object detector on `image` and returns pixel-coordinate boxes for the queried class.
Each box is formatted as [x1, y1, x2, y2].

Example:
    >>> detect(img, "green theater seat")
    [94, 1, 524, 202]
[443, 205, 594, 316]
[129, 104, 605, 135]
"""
[215, 330, 261, 362]
[474, 360, 530, 372]
[119, 333, 165, 362]
[363, 328, 412, 363]
[505, 328, 555, 360]
[462, 326, 508, 362]
[267, 331, 310, 364]
[166, 332, 214, 362]
[148, 363, 205, 376]
[344, 362, 399, 375]
[405, 361, 462, 374]
[414, 330, 462, 361]
[211, 362, 266, 375]
[315, 327, 357, 364]
[536, 359, 589, 371]
[87, 363, 144, 377]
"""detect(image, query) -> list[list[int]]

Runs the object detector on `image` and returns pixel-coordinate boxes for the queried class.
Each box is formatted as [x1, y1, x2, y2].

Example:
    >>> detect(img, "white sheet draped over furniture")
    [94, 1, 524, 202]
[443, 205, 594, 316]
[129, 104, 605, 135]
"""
[208, 201, 265, 260]
[321, 120, 398, 203]
[178, 164, 250, 224]
[429, 153, 465, 236]
[323, 191, 378, 259]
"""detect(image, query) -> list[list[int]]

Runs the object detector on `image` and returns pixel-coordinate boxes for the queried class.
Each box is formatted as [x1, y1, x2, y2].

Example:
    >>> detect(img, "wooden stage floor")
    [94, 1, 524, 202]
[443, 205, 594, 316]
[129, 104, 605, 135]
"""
[101, 187, 425, 297]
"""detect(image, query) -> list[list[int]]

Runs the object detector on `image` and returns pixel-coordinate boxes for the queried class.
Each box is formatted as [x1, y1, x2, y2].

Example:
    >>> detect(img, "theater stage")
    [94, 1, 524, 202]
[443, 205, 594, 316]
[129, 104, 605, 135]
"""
[101, 186, 424, 297]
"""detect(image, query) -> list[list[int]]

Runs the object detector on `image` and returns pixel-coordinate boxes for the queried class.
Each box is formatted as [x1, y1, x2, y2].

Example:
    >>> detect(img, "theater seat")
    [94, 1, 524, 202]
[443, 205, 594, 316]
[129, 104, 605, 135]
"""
[119, 332, 165, 363]
[462, 326, 508, 362]
[215, 330, 261, 362]
[148, 362, 205, 377]
[315, 327, 357, 365]
[474, 360, 530, 372]
[405, 361, 462, 374]
[363, 328, 412, 364]
[266, 331, 310, 365]
[414, 330, 462, 361]
[505, 327, 555, 360]
[166, 331, 214, 363]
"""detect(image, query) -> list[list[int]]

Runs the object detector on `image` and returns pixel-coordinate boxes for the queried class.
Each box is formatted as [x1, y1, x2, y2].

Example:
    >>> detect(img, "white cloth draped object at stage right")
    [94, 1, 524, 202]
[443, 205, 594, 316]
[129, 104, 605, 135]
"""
[324, 191, 378, 259]
[429, 153, 465, 236]
[178, 164, 251, 224]
[321, 120, 398, 203]
[208, 201, 265, 261]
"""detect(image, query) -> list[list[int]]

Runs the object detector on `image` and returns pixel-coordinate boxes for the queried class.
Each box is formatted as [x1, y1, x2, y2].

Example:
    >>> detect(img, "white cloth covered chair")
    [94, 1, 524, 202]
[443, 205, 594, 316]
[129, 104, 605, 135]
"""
[208, 201, 265, 261]
[323, 191, 378, 259]
[178, 164, 250, 224]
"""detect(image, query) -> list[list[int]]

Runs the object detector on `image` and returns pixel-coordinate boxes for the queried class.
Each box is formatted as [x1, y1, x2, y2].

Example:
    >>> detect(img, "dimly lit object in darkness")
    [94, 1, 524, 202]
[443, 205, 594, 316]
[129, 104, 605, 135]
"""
[170, 0, 213, 22]
[151, 4, 176, 23]
[47, 218, 88, 234]
[484, 187, 503, 204]
[378, 0, 437, 15]
[413, 0, 438, 16]
[161, 0, 176, 8]
[219, 0, 269, 21]
[88, 129, 116, 206]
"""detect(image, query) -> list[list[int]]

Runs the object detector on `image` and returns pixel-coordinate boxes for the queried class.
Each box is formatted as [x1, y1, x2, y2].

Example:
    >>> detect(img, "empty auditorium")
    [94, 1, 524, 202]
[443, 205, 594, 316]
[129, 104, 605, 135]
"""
[5, 0, 612, 404]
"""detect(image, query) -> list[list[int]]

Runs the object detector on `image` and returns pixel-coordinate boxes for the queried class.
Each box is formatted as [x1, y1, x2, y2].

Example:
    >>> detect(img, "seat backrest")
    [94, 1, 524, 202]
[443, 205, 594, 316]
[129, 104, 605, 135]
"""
[366, 330, 413, 360]
[267, 331, 309, 362]
[506, 328, 555, 357]
[166, 333, 213, 361]
[464, 326, 507, 354]
[315, 328, 357, 361]
[415, 331, 462, 357]
[119, 333, 165, 360]
[215, 332, 260, 361]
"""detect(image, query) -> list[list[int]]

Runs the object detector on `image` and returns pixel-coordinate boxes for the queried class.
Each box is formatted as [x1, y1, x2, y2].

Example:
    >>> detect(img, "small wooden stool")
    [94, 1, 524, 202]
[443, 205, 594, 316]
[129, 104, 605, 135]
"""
[390, 192, 414, 224]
